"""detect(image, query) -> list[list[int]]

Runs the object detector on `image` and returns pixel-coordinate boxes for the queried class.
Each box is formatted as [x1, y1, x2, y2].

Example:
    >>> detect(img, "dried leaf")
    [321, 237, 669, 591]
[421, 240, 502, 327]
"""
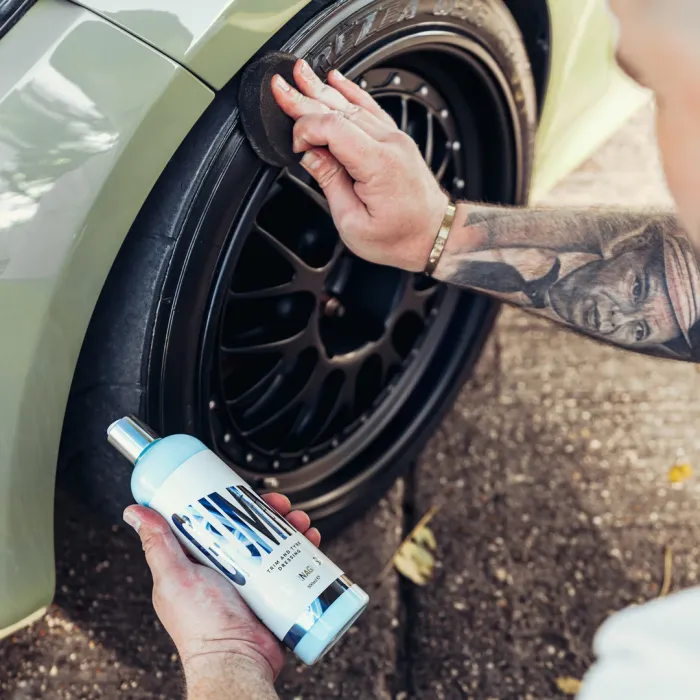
[413, 524, 437, 551]
[394, 540, 436, 586]
[556, 676, 582, 695]
[668, 463, 693, 484]
[379, 506, 440, 585]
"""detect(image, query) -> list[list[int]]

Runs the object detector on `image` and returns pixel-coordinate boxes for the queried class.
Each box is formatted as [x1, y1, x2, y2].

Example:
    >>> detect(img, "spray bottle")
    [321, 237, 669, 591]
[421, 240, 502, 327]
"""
[107, 416, 369, 665]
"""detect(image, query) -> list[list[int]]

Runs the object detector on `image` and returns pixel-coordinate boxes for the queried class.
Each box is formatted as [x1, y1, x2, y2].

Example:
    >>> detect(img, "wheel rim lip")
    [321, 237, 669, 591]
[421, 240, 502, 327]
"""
[190, 27, 525, 506]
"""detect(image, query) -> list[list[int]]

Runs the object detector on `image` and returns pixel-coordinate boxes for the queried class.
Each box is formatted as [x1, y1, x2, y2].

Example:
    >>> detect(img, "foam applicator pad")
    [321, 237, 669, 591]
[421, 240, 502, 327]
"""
[239, 52, 304, 168]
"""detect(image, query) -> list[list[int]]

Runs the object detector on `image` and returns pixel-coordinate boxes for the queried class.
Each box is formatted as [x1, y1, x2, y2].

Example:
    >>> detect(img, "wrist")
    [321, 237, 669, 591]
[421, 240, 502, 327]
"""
[403, 191, 450, 273]
[432, 201, 487, 281]
[183, 651, 277, 700]
[184, 654, 278, 700]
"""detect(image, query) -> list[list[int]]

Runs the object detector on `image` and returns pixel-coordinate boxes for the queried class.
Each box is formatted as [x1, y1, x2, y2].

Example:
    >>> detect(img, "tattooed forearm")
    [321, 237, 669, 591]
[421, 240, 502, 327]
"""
[433, 204, 700, 361]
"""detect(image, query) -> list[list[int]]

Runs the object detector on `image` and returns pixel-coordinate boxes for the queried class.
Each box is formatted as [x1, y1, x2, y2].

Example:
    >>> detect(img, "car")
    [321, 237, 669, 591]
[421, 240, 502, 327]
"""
[0, 0, 648, 636]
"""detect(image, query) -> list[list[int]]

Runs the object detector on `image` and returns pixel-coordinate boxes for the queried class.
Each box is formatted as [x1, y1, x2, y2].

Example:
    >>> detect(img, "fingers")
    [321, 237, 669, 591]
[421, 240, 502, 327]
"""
[123, 506, 194, 587]
[305, 527, 322, 548]
[272, 60, 393, 141]
[293, 112, 379, 183]
[286, 510, 311, 532]
[262, 492, 291, 517]
[261, 493, 322, 546]
[327, 69, 395, 126]
[300, 148, 368, 231]
[271, 73, 331, 121]
[293, 59, 352, 113]
[293, 61, 393, 137]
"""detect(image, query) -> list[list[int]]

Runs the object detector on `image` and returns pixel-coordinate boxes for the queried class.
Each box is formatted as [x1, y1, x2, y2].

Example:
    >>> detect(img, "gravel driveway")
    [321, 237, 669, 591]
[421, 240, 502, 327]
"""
[3, 104, 699, 700]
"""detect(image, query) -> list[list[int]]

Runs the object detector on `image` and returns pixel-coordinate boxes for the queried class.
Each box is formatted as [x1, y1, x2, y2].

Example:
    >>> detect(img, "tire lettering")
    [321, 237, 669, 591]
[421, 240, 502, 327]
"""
[433, 0, 454, 16]
[355, 11, 378, 46]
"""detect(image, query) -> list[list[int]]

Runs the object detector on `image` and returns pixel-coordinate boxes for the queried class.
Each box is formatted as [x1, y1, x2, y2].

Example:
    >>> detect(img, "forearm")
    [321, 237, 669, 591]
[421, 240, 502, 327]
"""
[432, 202, 700, 361]
[184, 656, 279, 700]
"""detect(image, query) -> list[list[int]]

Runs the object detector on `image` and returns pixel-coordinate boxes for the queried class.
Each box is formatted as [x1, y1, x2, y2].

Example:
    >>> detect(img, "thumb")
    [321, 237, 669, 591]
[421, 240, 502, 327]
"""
[124, 505, 194, 586]
[300, 148, 369, 231]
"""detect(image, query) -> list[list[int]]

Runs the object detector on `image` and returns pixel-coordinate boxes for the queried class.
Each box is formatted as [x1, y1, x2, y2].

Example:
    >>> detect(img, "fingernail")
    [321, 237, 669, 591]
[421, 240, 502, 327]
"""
[301, 151, 321, 171]
[332, 69, 345, 80]
[275, 74, 291, 91]
[123, 508, 142, 533]
[293, 136, 309, 153]
[300, 59, 314, 78]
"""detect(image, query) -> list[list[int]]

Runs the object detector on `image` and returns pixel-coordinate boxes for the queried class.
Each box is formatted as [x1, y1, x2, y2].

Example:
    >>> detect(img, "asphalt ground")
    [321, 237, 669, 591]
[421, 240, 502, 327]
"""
[3, 104, 699, 700]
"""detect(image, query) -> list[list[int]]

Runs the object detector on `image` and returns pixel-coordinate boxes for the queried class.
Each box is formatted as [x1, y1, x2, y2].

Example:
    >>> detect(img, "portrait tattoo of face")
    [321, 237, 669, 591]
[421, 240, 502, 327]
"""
[437, 212, 700, 361]
[548, 240, 680, 348]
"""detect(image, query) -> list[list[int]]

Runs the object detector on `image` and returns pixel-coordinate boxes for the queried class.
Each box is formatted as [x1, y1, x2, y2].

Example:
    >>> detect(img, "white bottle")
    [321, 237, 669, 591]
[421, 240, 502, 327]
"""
[107, 416, 369, 665]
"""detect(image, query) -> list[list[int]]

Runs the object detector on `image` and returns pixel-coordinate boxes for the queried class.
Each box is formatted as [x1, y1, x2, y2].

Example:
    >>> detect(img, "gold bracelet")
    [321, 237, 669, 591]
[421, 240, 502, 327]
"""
[423, 200, 456, 277]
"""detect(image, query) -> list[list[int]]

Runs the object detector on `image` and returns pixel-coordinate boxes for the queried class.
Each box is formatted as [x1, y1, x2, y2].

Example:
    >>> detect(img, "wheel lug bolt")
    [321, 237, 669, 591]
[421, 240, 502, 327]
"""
[272, 460, 280, 470]
[209, 400, 217, 410]
[454, 178, 465, 189]
[360, 79, 368, 89]
[392, 75, 401, 86]
[223, 433, 231, 443]
[452, 141, 461, 152]
[263, 477, 280, 489]
[246, 453, 254, 463]
[302, 454, 310, 464]
[323, 297, 345, 318]
[440, 109, 449, 119]
[331, 438, 339, 448]
[419, 86, 429, 97]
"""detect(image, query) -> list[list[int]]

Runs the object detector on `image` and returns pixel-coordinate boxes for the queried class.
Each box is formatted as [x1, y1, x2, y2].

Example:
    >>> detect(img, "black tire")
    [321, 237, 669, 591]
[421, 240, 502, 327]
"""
[60, 0, 536, 532]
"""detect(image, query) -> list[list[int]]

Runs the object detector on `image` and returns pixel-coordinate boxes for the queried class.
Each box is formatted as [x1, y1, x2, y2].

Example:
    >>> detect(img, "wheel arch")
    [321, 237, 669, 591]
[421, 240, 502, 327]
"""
[0, 0, 212, 635]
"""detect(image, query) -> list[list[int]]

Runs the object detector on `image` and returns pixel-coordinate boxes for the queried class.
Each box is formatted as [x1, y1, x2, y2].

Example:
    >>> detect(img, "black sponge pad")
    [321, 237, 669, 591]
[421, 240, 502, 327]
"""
[239, 51, 303, 168]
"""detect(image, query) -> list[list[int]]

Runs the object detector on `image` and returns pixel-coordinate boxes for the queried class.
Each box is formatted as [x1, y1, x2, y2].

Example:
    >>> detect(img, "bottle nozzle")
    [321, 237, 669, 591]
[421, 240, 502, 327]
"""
[107, 416, 160, 464]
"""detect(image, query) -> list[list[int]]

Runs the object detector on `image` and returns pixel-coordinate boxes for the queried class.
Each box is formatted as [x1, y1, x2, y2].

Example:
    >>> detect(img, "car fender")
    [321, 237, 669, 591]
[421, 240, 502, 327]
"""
[68, 0, 315, 90]
[0, 0, 212, 633]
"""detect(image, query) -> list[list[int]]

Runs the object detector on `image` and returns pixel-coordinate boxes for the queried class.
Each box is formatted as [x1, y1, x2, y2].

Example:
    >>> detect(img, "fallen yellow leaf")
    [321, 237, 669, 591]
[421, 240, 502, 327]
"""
[556, 677, 582, 695]
[379, 506, 440, 585]
[668, 463, 693, 484]
[394, 538, 436, 586]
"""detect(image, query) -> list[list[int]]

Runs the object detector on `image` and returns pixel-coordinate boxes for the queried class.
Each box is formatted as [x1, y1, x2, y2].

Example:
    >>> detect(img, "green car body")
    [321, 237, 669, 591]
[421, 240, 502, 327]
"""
[0, 0, 647, 635]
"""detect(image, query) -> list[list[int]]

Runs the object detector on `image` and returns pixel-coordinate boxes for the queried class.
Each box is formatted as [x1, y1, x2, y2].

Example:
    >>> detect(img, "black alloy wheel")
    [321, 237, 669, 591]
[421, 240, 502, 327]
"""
[62, 0, 537, 530]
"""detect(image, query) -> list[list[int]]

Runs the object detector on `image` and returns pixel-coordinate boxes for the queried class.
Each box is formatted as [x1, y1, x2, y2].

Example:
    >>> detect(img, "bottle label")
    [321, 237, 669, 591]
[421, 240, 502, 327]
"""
[149, 450, 345, 644]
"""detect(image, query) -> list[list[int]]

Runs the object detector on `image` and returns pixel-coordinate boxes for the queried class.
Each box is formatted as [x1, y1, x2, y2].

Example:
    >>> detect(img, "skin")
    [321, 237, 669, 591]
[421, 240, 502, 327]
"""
[130, 4, 700, 698]
[123, 495, 319, 700]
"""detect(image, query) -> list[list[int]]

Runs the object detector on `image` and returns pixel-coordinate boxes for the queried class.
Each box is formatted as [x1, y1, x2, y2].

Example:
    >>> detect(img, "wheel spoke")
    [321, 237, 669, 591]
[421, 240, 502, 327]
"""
[435, 151, 451, 182]
[323, 241, 345, 272]
[377, 345, 404, 383]
[424, 112, 434, 166]
[400, 97, 408, 132]
[241, 373, 286, 421]
[221, 327, 309, 355]
[242, 362, 323, 436]
[226, 358, 284, 409]
[228, 281, 297, 300]
[310, 374, 352, 443]
[253, 224, 313, 272]
[282, 170, 331, 215]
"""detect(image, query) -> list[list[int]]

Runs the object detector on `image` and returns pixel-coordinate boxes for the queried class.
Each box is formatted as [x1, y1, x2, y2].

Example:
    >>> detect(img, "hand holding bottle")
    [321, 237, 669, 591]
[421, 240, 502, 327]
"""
[123, 494, 319, 699]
